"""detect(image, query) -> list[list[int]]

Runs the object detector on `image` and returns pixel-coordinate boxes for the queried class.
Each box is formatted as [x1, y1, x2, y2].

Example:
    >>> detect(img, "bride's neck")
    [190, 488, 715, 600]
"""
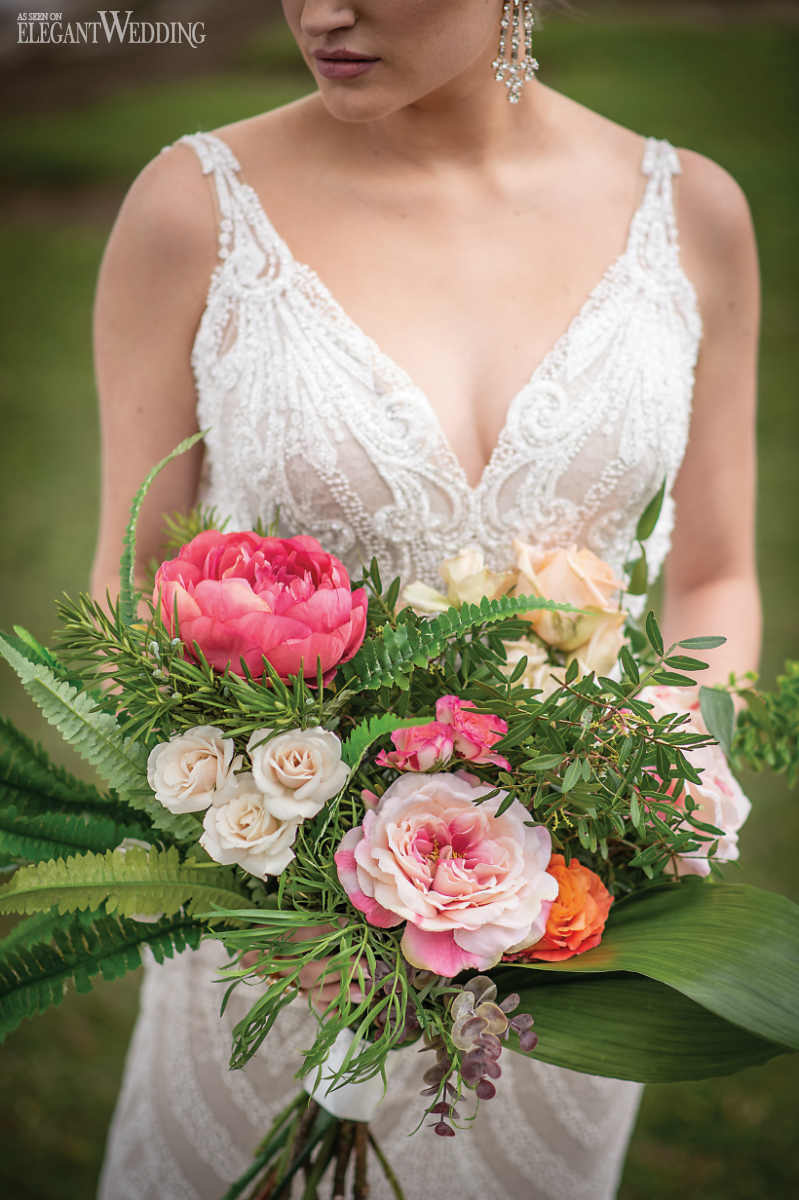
[323, 77, 552, 175]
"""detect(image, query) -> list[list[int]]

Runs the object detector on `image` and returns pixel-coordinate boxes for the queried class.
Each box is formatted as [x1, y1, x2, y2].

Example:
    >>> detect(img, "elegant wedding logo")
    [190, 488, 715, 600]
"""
[16, 9, 206, 48]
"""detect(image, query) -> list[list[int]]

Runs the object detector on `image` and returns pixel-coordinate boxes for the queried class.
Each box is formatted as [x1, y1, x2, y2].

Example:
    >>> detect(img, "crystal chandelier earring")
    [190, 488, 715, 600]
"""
[492, 2, 539, 104]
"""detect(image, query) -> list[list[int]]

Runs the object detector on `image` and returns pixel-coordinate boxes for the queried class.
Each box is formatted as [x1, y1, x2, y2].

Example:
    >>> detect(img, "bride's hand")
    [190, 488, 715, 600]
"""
[241, 924, 365, 1015]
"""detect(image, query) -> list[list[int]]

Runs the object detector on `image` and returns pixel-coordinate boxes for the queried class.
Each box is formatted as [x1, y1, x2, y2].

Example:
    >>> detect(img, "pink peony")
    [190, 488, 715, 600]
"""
[375, 722, 455, 772]
[334, 772, 558, 976]
[435, 696, 511, 769]
[153, 530, 368, 683]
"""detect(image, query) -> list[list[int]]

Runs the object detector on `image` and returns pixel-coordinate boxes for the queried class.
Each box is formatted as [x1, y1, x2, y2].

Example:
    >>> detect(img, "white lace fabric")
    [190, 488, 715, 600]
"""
[98, 128, 702, 1200]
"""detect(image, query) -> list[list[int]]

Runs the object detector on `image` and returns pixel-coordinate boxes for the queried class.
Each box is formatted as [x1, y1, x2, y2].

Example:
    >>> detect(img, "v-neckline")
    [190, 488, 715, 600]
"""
[204, 131, 658, 494]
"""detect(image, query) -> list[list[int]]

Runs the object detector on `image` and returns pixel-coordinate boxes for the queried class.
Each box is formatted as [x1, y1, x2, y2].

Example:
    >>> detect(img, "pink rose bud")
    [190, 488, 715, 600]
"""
[375, 722, 455, 773]
[435, 696, 511, 770]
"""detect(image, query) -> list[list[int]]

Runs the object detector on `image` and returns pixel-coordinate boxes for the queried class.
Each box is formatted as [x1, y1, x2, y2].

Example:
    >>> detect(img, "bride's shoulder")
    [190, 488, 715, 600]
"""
[672, 146, 758, 316]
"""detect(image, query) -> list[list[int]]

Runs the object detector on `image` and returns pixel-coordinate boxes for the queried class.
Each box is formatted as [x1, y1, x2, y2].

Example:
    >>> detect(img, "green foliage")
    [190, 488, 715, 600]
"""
[733, 660, 799, 784]
[700, 685, 736, 757]
[340, 713, 435, 770]
[0, 908, 203, 1041]
[515, 881, 799, 1052]
[625, 480, 666, 596]
[0, 717, 153, 863]
[55, 592, 322, 747]
[0, 632, 199, 843]
[161, 504, 228, 557]
[339, 592, 568, 693]
[119, 430, 205, 626]
[498, 971, 784, 1082]
[0, 845, 248, 920]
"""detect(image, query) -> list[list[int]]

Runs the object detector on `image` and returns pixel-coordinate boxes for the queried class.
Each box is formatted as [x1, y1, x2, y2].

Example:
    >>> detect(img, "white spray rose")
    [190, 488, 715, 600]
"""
[200, 772, 300, 878]
[247, 727, 350, 822]
[147, 725, 240, 814]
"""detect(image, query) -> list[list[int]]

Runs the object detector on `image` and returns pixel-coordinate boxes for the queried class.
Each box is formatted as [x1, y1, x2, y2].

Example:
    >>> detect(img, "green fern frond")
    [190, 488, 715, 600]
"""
[0, 845, 247, 920]
[120, 431, 206, 625]
[0, 909, 204, 1041]
[0, 800, 144, 863]
[0, 636, 196, 843]
[340, 593, 569, 692]
[341, 713, 436, 769]
[0, 716, 120, 812]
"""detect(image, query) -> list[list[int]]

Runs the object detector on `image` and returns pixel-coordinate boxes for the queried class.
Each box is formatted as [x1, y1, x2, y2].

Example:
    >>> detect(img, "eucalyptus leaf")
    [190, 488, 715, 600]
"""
[636, 479, 667, 543]
[700, 686, 736, 757]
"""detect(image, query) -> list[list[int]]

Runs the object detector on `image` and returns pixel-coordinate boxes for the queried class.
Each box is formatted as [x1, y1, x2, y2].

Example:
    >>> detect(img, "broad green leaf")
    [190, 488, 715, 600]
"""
[700, 686, 736, 757]
[519, 882, 799, 1051]
[497, 971, 785, 1082]
[636, 478, 667, 543]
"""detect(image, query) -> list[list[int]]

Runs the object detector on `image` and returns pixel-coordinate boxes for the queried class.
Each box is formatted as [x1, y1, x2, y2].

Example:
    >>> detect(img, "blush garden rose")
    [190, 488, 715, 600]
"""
[335, 771, 558, 977]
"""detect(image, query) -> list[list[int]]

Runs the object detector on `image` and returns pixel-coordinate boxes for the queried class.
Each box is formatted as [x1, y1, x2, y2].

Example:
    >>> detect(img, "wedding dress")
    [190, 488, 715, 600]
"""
[98, 129, 702, 1200]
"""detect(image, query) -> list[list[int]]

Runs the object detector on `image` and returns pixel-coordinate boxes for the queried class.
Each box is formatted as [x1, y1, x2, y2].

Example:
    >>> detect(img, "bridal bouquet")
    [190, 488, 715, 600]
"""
[1, 437, 797, 1199]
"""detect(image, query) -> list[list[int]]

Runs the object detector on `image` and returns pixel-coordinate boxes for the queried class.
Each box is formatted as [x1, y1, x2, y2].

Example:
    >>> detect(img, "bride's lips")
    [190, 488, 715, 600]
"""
[312, 49, 380, 80]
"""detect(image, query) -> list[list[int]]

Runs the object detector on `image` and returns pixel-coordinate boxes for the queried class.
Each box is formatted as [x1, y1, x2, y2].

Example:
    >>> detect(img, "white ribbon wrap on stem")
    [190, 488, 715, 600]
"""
[302, 1029, 393, 1121]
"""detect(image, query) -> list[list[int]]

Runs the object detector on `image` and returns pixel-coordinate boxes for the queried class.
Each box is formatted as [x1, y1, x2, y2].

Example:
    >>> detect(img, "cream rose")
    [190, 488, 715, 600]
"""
[400, 545, 516, 614]
[247, 726, 350, 822]
[513, 540, 624, 655]
[147, 725, 240, 814]
[200, 772, 300, 878]
[499, 637, 561, 695]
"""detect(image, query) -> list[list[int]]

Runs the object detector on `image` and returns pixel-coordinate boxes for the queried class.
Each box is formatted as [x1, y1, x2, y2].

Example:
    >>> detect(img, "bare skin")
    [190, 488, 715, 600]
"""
[92, 2, 761, 1002]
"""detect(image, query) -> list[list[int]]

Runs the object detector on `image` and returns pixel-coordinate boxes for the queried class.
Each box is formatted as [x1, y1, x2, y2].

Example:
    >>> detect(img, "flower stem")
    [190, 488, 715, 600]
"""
[367, 1131, 406, 1200]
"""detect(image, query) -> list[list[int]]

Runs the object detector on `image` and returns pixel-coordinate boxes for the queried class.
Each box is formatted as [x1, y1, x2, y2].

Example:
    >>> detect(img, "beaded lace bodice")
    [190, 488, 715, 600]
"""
[181, 130, 701, 592]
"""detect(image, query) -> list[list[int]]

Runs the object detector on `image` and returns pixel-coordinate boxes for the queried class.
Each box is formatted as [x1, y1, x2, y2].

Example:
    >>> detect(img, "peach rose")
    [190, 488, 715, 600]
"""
[512, 853, 613, 962]
[334, 772, 557, 977]
[513, 540, 624, 656]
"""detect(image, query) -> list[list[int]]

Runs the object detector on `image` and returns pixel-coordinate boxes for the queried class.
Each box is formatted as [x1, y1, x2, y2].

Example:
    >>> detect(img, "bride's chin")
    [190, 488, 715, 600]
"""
[314, 84, 406, 125]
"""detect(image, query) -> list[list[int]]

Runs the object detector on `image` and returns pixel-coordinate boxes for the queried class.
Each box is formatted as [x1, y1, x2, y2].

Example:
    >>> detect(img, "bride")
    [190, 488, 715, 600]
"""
[91, 2, 761, 1197]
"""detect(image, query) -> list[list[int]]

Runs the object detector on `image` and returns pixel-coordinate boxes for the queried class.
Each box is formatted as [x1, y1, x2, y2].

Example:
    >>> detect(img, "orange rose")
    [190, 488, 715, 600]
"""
[521, 854, 613, 962]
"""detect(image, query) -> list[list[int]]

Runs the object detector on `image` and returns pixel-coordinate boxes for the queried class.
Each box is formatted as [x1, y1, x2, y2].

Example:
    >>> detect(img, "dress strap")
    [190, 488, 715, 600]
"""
[627, 136, 684, 270]
[169, 131, 244, 262]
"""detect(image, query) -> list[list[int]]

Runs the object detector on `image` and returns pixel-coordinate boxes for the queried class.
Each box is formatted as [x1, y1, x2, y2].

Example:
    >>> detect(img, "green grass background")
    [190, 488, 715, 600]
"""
[0, 13, 797, 1199]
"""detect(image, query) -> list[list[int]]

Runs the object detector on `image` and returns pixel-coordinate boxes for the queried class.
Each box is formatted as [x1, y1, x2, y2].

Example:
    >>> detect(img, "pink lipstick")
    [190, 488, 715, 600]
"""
[313, 49, 380, 80]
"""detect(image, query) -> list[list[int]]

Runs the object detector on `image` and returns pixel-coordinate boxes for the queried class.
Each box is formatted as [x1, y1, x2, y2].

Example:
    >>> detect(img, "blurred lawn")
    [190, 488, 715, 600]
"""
[0, 14, 797, 1200]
